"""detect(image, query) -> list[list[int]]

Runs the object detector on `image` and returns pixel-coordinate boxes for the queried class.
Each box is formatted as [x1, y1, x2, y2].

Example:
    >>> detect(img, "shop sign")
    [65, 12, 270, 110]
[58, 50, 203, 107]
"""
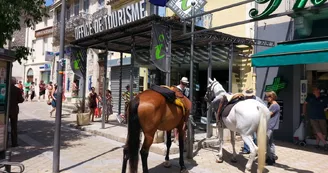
[150, 24, 171, 72]
[250, 0, 327, 20]
[75, 0, 148, 40]
[166, 0, 207, 19]
[35, 27, 53, 38]
[264, 77, 287, 94]
[44, 64, 51, 71]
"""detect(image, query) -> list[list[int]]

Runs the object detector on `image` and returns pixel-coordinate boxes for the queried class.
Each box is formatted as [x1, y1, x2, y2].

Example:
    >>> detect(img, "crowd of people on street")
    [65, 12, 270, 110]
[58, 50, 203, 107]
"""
[15, 80, 52, 102]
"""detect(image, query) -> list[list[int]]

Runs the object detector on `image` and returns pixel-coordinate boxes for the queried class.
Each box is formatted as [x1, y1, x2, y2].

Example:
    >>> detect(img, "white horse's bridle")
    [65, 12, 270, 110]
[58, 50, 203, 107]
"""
[205, 80, 226, 102]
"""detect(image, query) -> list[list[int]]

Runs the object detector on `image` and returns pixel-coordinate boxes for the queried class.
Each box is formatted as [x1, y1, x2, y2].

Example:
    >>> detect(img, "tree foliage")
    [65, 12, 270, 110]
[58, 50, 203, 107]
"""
[0, 0, 48, 63]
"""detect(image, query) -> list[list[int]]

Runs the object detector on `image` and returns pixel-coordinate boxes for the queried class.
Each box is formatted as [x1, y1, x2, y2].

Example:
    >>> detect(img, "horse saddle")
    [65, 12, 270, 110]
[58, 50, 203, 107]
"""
[216, 93, 245, 122]
[150, 84, 188, 116]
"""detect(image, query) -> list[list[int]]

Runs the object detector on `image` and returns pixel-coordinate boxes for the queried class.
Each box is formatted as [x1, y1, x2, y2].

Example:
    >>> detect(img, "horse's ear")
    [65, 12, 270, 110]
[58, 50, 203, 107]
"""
[214, 78, 217, 81]
[209, 78, 213, 83]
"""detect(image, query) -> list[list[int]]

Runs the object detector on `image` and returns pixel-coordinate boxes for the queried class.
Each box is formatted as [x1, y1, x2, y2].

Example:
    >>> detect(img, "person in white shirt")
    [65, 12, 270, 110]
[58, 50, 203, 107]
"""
[174, 77, 190, 145]
[176, 77, 190, 98]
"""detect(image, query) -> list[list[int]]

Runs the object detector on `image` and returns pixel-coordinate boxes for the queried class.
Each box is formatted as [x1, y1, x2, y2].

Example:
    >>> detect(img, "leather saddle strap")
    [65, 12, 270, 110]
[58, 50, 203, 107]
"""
[216, 95, 228, 123]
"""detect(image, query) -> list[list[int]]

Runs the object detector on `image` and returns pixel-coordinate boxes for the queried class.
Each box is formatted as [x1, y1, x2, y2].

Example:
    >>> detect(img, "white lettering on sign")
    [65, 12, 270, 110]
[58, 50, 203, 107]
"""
[75, 0, 148, 40]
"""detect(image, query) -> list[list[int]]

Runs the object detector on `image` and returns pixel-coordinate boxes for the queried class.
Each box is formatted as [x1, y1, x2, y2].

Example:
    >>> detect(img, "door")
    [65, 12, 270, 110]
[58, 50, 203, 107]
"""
[110, 65, 139, 114]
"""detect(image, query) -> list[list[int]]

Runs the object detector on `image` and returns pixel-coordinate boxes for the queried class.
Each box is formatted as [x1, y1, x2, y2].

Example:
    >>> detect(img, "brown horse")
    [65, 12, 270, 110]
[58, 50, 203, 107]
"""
[121, 87, 191, 173]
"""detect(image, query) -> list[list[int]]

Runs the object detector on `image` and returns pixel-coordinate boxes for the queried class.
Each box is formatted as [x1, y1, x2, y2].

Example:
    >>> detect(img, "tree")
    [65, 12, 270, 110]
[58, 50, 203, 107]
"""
[0, 0, 48, 64]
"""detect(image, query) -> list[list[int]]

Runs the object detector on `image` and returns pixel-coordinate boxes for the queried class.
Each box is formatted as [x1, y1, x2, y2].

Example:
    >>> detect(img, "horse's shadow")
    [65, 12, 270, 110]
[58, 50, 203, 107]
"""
[209, 146, 269, 173]
[149, 157, 198, 173]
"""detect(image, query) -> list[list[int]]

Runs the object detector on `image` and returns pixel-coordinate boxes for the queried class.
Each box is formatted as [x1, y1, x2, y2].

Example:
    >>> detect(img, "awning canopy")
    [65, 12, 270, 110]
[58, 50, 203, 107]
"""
[252, 37, 328, 67]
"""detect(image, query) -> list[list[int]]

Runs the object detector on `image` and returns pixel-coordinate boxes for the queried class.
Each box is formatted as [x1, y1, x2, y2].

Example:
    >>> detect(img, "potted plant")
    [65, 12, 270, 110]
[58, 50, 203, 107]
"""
[75, 99, 90, 126]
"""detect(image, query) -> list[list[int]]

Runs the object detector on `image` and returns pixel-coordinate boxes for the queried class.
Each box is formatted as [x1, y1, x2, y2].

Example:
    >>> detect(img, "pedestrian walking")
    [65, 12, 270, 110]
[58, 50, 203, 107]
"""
[9, 77, 24, 147]
[265, 91, 281, 165]
[47, 82, 53, 103]
[24, 80, 31, 101]
[30, 82, 36, 101]
[38, 80, 46, 101]
[105, 89, 113, 123]
[50, 84, 58, 117]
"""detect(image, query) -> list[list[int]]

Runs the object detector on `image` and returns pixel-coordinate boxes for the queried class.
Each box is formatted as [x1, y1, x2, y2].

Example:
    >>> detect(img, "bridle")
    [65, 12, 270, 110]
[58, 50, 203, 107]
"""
[206, 81, 225, 101]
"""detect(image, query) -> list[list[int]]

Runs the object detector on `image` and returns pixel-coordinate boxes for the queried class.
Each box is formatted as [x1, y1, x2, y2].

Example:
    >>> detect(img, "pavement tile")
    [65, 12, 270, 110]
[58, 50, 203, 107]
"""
[1, 102, 326, 173]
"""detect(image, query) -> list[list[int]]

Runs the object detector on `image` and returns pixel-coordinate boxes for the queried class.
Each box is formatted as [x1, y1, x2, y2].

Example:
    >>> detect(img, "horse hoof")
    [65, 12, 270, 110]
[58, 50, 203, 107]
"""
[216, 158, 223, 163]
[163, 161, 171, 168]
[180, 169, 189, 173]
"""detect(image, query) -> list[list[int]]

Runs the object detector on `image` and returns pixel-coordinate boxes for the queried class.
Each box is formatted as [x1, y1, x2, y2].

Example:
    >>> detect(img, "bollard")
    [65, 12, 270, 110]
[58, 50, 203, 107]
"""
[5, 150, 11, 172]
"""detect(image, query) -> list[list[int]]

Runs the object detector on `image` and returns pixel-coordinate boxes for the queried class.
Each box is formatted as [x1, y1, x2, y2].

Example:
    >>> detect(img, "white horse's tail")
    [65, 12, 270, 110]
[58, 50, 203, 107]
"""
[257, 106, 268, 173]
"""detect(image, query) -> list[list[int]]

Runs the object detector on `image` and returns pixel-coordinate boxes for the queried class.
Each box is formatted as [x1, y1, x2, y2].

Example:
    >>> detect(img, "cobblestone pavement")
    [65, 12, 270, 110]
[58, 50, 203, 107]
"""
[3, 101, 328, 173]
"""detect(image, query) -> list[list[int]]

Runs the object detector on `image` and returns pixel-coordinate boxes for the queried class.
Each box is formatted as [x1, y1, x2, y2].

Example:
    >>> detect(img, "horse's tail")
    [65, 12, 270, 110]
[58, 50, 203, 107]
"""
[257, 106, 268, 173]
[127, 97, 141, 173]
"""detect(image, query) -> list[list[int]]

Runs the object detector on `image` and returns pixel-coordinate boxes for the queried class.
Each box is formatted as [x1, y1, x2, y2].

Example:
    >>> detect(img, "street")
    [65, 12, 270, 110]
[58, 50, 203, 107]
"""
[4, 101, 328, 173]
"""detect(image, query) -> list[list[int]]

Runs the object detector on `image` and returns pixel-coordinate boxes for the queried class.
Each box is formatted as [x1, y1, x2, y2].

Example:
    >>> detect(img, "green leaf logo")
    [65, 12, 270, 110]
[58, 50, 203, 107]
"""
[181, 0, 191, 11]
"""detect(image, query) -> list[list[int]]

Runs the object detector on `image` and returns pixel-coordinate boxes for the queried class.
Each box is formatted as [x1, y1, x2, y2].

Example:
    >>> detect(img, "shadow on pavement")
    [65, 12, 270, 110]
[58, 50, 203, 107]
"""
[10, 119, 91, 163]
[60, 146, 121, 172]
[273, 162, 314, 173]
[149, 157, 198, 173]
[275, 141, 328, 155]
[208, 146, 269, 173]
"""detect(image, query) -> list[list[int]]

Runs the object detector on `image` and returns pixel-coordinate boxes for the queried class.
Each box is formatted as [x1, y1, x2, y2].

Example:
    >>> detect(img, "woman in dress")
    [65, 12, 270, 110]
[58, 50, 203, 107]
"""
[105, 89, 113, 123]
[50, 84, 58, 117]
[88, 87, 98, 122]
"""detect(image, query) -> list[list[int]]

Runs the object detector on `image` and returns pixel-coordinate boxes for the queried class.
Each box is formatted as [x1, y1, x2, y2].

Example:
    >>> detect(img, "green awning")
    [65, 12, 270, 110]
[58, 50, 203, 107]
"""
[252, 40, 328, 67]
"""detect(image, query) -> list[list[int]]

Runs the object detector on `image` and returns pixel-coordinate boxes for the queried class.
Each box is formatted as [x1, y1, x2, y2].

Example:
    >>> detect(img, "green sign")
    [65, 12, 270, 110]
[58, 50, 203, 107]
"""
[265, 77, 287, 94]
[250, 0, 327, 20]
[155, 34, 165, 60]
[167, 0, 207, 19]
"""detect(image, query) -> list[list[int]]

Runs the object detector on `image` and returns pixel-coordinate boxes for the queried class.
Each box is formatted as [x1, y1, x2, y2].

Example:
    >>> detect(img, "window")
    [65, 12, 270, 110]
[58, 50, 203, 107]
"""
[31, 40, 35, 59]
[98, 0, 104, 7]
[42, 38, 48, 55]
[196, 8, 204, 27]
[139, 77, 144, 92]
[56, 9, 61, 23]
[44, 16, 48, 26]
[83, 0, 89, 12]
[74, 0, 80, 16]
[67, 5, 71, 20]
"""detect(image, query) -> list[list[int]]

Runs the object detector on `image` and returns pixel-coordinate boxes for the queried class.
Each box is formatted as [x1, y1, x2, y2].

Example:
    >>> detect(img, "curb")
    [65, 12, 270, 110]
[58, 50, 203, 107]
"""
[66, 123, 223, 156]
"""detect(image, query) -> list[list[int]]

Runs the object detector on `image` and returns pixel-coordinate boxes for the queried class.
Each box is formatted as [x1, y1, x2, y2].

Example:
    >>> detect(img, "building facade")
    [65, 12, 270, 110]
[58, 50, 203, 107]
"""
[24, 12, 54, 96]
[165, 0, 256, 94]
[50, 0, 161, 110]
[252, 1, 328, 142]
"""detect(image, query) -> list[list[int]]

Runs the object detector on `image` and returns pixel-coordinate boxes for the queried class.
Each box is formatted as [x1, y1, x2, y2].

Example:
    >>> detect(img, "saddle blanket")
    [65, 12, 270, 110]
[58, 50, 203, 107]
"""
[150, 84, 186, 115]
[217, 93, 245, 121]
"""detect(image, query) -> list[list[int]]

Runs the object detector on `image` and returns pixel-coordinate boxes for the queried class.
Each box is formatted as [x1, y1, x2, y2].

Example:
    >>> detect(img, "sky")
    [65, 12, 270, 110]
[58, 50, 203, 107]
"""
[45, 0, 53, 7]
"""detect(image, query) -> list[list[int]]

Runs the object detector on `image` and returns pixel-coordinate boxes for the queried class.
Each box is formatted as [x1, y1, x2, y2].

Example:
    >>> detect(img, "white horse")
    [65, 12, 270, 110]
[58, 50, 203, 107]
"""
[204, 78, 271, 173]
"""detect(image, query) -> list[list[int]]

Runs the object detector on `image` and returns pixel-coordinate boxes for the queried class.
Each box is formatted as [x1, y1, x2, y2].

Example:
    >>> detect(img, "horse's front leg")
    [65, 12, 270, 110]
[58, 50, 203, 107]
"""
[242, 135, 257, 172]
[163, 130, 172, 168]
[230, 130, 237, 163]
[216, 123, 224, 163]
[178, 127, 188, 173]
